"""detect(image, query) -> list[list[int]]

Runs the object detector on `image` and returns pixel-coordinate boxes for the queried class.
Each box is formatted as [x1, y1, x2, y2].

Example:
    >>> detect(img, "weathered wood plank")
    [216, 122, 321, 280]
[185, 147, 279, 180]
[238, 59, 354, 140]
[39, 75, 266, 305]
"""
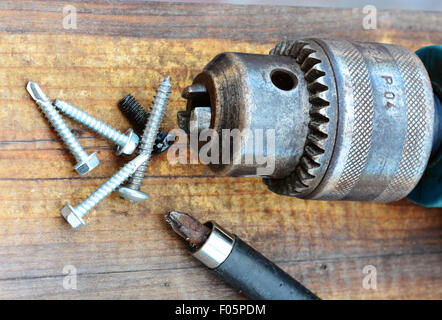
[0, 1, 441, 299]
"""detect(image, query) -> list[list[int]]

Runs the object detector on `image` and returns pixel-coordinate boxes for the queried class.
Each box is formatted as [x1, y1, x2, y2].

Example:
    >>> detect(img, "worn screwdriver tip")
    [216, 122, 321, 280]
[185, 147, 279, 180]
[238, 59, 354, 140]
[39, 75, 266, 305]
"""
[165, 211, 211, 248]
[26, 81, 49, 103]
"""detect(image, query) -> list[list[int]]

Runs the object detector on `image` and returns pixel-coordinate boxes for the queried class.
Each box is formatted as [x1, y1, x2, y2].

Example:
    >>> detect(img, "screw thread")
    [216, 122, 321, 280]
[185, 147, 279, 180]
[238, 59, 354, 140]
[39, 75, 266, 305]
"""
[36, 100, 89, 161]
[54, 100, 129, 147]
[118, 94, 171, 155]
[118, 94, 149, 133]
[75, 152, 149, 217]
[126, 77, 171, 190]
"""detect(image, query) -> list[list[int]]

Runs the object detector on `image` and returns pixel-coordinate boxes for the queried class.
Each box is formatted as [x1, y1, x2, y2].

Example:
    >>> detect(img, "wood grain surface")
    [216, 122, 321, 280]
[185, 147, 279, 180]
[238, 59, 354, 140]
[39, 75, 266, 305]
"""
[0, 0, 441, 299]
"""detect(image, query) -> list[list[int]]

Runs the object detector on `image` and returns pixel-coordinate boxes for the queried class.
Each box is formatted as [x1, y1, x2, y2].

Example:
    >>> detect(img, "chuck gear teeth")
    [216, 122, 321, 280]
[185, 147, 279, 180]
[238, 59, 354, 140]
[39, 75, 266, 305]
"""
[266, 39, 335, 196]
[308, 79, 328, 93]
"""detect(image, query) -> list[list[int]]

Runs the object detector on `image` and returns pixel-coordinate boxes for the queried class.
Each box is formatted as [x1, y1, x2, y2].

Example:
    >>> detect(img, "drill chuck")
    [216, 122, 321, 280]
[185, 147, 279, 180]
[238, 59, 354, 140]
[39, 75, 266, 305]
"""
[179, 38, 441, 203]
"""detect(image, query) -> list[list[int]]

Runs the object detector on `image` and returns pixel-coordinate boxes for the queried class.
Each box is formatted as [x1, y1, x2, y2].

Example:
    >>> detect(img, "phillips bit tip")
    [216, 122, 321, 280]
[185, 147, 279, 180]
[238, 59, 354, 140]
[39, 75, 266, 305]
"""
[26, 81, 49, 103]
[165, 211, 211, 248]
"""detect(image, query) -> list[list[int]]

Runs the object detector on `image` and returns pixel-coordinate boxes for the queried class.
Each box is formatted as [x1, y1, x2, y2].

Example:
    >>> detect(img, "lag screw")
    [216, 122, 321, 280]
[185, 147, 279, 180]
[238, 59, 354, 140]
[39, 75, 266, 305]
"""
[54, 100, 139, 156]
[61, 152, 150, 229]
[118, 77, 171, 203]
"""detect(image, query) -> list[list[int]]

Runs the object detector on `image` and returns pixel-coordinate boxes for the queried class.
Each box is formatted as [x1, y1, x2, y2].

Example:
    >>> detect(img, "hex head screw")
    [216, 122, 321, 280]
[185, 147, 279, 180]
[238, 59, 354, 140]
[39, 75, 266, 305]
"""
[61, 151, 150, 229]
[26, 82, 100, 175]
[118, 77, 171, 203]
[118, 94, 174, 154]
[53, 100, 140, 156]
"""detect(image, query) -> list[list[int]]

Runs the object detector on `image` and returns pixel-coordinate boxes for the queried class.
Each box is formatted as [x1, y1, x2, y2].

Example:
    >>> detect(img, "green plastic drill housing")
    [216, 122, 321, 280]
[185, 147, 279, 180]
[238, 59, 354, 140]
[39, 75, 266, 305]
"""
[408, 45, 442, 207]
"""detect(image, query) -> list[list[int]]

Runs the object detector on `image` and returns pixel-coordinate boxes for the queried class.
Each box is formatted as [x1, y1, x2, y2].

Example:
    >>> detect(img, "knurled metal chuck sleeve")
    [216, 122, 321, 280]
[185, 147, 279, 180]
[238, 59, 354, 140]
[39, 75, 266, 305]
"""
[192, 222, 320, 300]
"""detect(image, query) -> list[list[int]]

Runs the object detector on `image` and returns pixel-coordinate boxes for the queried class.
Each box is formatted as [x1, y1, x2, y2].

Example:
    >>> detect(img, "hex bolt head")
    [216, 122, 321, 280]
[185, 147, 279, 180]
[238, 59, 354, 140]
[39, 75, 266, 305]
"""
[74, 151, 100, 175]
[61, 203, 86, 229]
[115, 129, 139, 156]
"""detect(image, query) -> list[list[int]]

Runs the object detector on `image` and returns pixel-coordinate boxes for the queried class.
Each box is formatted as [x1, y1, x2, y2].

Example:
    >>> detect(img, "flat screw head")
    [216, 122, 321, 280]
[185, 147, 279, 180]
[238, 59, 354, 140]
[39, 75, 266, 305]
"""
[118, 186, 150, 203]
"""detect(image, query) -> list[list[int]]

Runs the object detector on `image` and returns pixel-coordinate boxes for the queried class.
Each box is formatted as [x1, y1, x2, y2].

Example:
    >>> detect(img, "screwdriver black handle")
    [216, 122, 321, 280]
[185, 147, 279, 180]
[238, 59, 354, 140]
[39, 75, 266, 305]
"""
[213, 237, 320, 300]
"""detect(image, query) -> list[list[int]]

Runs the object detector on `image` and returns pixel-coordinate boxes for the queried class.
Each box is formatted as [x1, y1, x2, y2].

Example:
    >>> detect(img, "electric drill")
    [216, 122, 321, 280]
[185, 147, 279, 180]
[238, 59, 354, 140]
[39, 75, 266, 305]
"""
[177, 39, 442, 207]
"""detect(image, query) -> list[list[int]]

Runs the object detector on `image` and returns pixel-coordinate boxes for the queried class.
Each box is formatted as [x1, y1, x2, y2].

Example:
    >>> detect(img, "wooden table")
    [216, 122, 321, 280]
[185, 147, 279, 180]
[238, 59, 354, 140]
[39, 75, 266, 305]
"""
[0, 1, 441, 299]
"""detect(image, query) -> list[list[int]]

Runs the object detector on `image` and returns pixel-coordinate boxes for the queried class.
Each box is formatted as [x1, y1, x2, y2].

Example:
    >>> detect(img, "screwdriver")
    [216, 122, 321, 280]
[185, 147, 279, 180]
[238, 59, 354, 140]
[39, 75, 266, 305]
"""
[165, 211, 320, 300]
